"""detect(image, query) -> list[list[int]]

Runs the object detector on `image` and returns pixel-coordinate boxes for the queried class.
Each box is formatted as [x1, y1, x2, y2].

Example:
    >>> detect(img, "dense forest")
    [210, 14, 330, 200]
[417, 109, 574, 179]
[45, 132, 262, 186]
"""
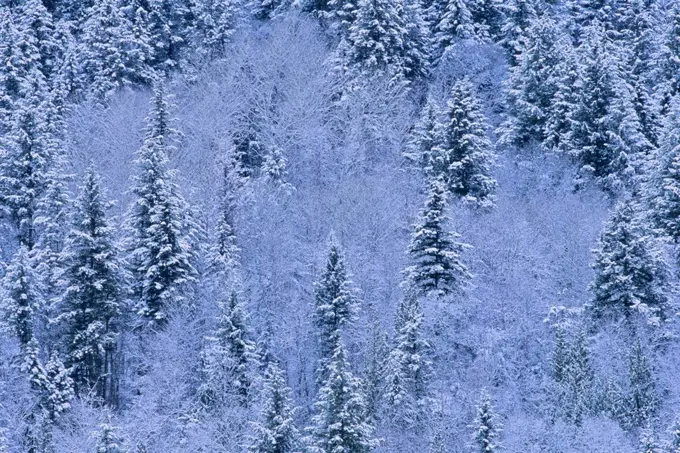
[1, 0, 680, 451]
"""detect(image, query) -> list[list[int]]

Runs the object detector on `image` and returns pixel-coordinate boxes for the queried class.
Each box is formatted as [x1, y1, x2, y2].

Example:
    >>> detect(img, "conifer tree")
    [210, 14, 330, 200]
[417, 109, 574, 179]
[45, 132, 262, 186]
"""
[406, 178, 471, 298]
[57, 167, 123, 403]
[143, 0, 196, 74]
[543, 39, 579, 152]
[405, 96, 442, 175]
[668, 415, 680, 453]
[588, 199, 670, 323]
[1, 247, 43, 347]
[307, 341, 378, 453]
[345, 0, 414, 83]
[195, 0, 240, 58]
[247, 363, 301, 453]
[42, 351, 75, 421]
[638, 426, 660, 453]
[472, 390, 501, 453]
[16, 0, 60, 80]
[432, 0, 476, 58]
[126, 81, 196, 328]
[626, 338, 658, 428]
[655, 4, 680, 115]
[562, 328, 594, 425]
[209, 154, 242, 279]
[313, 237, 360, 382]
[362, 319, 389, 422]
[384, 288, 432, 428]
[499, 16, 566, 147]
[96, 423, 127, 453]
[498, 0, 536, 66]
[433, 79, 497, 208]
[469, 0, 502, 41]
[200, 290, 258, 408]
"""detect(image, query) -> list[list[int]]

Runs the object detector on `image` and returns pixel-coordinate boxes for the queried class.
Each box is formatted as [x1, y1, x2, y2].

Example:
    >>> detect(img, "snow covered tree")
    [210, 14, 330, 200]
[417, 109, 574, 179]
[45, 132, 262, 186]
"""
[345, 0, 417, 83]
[1, 247, 43, 347]
[307, 341, 378, 453]
[638, 426, 660, 453]
[499, 16, 567, 148]
[200, 290, 258, 408]
[383, 288, 432, 428]
[126, 81, 196, 328]
[313, 237, 360, 382]
[57, 167, 123, 404]
[0, 70, 58, 249]
[253, 0, 289, 21]
[625, 338, 658, 429]
[469, 0, 503, 41]
[498, 0, 537, 66]
[80, 0, 150, 103]
[654, 4, 680, 115]
[15, 0, 60, 80]
[405, 96, 442, 175]
[42, 351, 75, 421]
[561, 328, 594, 425]
[543, 38, 579, 152]
[588, 199, 670, 324]
[247, 363, 301, 453]
[668, 415, 680, 453]
[565, 24, 645, 193]
[194, 0, 240, 58]
[566, 0, 615, 44]
[432, 0, 476, 58]
[406, 177, 471, 298]
[209, 153, 242, 279]
[96, 422, 127, 453]
[362, 319, 389, 422]
[433, 79, 497, 208]
[472, 390, 501, 453]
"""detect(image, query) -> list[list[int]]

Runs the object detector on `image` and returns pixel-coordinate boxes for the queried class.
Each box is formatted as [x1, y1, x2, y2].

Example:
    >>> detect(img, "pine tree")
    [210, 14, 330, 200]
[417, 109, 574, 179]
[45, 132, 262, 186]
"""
[126, 81, 196, 328]
[433, 79, 497, 208]
[362, 319, 389, 422]
[498, 0, 536, 66]
[209, 154, 242, 279]
[406, 178, 471, 298]
[588, 199, 670, 323]
[384, 288, 432, 428]
[499, 16, 567, 148]
[638, 426, 660, 453]
[562, 328, 594, 425]
[566, 0, 615, 44]
[313, 237, 360, 382]
[469, 0, 502, 41]
[668, 415, 680, 453]
[247, 363, 301, 453]
[57, 167, 123, 403]
[96, 423, 127, 453]
[626, 338, 658, 429]
[655, 4, 680, 115]
[432, 0, 476, 58]
[543, 38, 579, 152]
[142, 0, 196, 74]
[405, 96, 442, 175]
[552, 324, 568, 384]
[1, 246, 43, 347]
[473, 391, 501, 453]
[0, 69, 58, 249]
[15, 0, 60, 80]
[194, 0, 240, 58]
[81, 0, 148, 103]
[0, 8, 27, 129]
[42, 351, 75, 421]
[649, 99, 680, 246]
[200, 290, 258, 408]
[307, 341, 378, 453]
[345, 0, 413, 83]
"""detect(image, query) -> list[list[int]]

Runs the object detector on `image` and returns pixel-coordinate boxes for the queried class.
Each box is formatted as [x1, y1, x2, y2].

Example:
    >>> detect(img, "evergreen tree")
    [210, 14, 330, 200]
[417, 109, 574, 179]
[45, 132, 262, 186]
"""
[142, 0, 196, 74]
[654, 4, 680, 115]
[668, 415, 680, 453]
[499, 16, 567, 147]
[566, 0, 615, 44]
[313, 237, 360, 382]
[307, 341, 378, 453]
[472, 390, 501, 453]
[498, 0, 537, 66]
[406, 177, 471, 298]
[0, 69, 58, 249]
[42, 351, 75, 421]
[209, 154, 242, 279]
[16, 0, 60, 80]
[561, 328, 594, 425]
[57, 167, 123, 403]
[362, 319, 389, 422]
[1, 247, 43, 347]
[432, 0, 476, 58]
[433, 79, 497, 208]
[638, 426, 660, 453]
[345, 0, 416, 83]
[96, 423, 127, 453]
[469, 0, 502, 41]
[194, 0, 240, 58]
[625, 338, 658, 428]
[551, 324, 568, 384]
[200, 290, 258, 408]
[384, 288, 432, 428]
[247, 363, 301, 453]
[126, 81, 196, 328]
[405, 96, 442, 176]
[588, 199, 670, 323]
[543, 38, 579, 152]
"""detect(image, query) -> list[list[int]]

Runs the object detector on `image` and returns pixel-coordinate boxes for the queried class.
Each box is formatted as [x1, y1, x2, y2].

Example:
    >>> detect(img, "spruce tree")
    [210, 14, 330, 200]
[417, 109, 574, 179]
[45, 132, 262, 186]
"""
[384, 288, 432, 428]
[42, 351, 75, 421]
[668, 415, 680, 453]
[498, 0, 536, 66]
[194, 0, 240, 58]
[362, 319, 389, 422]
[433, 79, 497, 208]
[15, 0, 60, 80]
[638, 426, 660, 453]
[655, 4, 680, 115]
[200, 290, 258, 408]
[626, 338, 658, 429]
[209, 154, 242, 279]
[247, 363, 301, 453]
[432, 0, 476, 58]
[499, 16, 566, 148]
[307, 341, 378, 453]
[405, 96, 442, 175]
[57, 167, 123, 403]
[142, 0, 196, 74]
[562, 328, 594, 425]
[543, 38, 579, 152]
[96, 423, 126, 453]
[588, 199, 670, 323]
[126, 81, 196, 328]
[406, 178, 471, 298]
[1, 247, 42, 347]
[313, 237, 360, 382]
[472, 390, 501, 453]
